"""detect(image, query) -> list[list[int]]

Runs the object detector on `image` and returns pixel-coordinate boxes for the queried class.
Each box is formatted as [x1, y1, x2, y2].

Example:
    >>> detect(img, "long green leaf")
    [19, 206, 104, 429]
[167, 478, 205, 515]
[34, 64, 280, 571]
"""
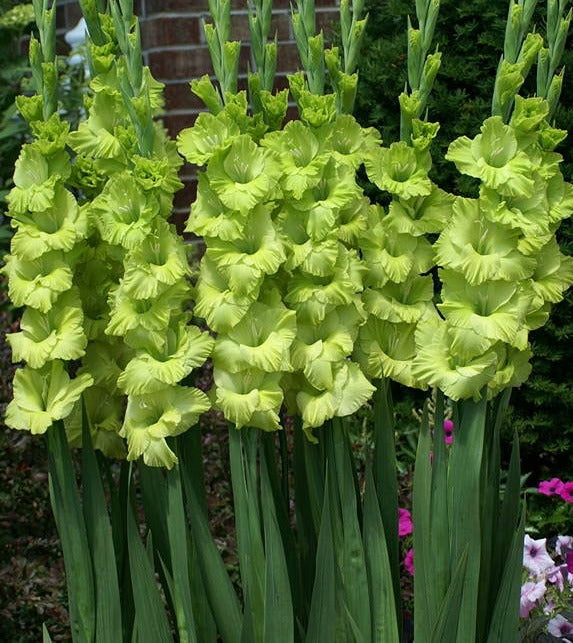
[372, 378, 401, 629]
[430, 548, 469, 643]
[47, 422, 95, 643]
[486, 505, 526, 643]
[42, 624, 53, 643]
[126, 482, 173, 643]
[166, 463, 197, 643]
[413, 402, 432, 642]
[305, 472, 336, 643]
[429, 389, 449, 612]
[81, 415, 122, 641]
[363, 467, 399, 643]
[448, 396, 487, 641]
[178, 434, 242, 643]
[330, 418, 371, 641]
[229, 428, 265, 643]
[261, 455, 294, 641]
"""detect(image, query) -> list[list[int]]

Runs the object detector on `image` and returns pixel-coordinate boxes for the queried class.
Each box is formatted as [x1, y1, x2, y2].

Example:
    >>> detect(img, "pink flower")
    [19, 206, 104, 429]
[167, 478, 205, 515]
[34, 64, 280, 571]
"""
[556, 535, 573, 557]
[398, 508, 413, 537]
[520, 580, 546, 618]
[443, 419, 454, 444]
[559, 482, 573, 503]
[547, 614, 573, 638]
[523, 535, 555, 576]
[538, 478, 564, 496]
[567, 551, 573, 575]
[404, 548, 414, 576]
[546, 565, 566, 592]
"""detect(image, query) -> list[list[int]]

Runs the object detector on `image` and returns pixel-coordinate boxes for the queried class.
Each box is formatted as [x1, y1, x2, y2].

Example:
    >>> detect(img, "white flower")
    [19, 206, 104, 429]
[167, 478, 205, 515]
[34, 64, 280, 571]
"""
[523, 534, 555, 576]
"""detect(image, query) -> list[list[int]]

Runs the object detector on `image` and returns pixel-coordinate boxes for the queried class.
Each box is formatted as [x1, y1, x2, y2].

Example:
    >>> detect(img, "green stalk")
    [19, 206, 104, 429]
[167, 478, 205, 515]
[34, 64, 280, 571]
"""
[372, 378, 401, 633]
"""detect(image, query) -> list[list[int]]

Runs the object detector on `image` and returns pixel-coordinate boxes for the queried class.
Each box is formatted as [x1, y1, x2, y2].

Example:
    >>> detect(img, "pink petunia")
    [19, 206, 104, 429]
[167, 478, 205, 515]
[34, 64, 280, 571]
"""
[547, 614, 573, 638]
[398, 508, 413, 537]
[559, 482, 573, 504]
[556, 535, 573, 557]
[567, 551, 573, 575]
[523, 535, 555, 576]
[404, 548, 414, 576]
[443, 419, 454, 433]
[546, 565, 566, 592]
[520, 580, 546, 618]
[538, 478, 564, 496]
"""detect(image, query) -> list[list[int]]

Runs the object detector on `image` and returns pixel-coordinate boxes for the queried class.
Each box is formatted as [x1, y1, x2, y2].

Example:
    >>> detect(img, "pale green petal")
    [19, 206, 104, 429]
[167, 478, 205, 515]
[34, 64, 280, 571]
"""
[5, 361, 93, 434]
[177, 111, 241, 165]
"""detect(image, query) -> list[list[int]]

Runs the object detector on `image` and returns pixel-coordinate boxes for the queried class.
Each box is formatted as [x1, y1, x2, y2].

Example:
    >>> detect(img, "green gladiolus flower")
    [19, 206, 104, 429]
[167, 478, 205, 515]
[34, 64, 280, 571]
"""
[437, 270, 531, 349]
[320, 115, 381, 168]
[186, 173, 249, 241]
[296, 361, 375, 434]
[529, 237, 573, 304]
[446, 116, 535, 197]
[412, 317, 498, 401]
[284, 247, 364, 324]
[364, 141, 432, 199]
[362, 275, 435, 324]
[10, 185, 88, 260]
[121, 221, 190, 299]
[7, 146, 69, 213]
[5, 361, 93, 434]
[121, 386, 210, 468]
[207, 134, 281, 211]
[79, 339, 133, 393]
[277, 204, 339, 276]
[434, 198, 536, 285]
[7, 290, 87, 369]
[213, 301, 296, 373]
[214, 369, 284, 431]
[118, 324, 214, 395]
[89, 173, 160, 250]
[487, 343, 532, 398]
[177, 111, 241, 165]
[361, 206, 434, 287]
[261, 120, 326, 198]
[65, 387, 127, 459]
[2, 250, 74, 313]
[291, 306, 362, 390]
[355, 317, 421, 388]
[294, 160, 362, 241]
[206, 205, 285, 296]
[384, 188, 456, 236]
[194, 257, 259, 333]
[106, 281, 188, 348]
[68, 91, 129, 162]
[29, 113, 71, 156]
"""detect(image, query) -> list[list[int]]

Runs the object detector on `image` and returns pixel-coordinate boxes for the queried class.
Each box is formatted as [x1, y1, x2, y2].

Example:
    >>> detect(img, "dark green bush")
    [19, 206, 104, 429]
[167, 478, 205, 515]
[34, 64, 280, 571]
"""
[355, 0, 573, 487]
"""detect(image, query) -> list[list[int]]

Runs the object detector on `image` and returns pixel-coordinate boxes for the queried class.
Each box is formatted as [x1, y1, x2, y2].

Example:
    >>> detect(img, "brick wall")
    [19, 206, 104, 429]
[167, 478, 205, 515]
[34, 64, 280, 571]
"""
[56, 0, 341, 219]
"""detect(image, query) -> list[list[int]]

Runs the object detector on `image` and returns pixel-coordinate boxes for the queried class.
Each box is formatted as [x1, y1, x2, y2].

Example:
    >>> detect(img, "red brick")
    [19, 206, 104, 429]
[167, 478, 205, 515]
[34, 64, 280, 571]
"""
[162, 112, 198, 137]
[148, 46, 213, 80]
[64, 3, 82, 28]
[164, 82, 205, 112]
[146, 0, 209, 14]
[316, 9, 339, 34]
[231, 12, 291, 41]
[141, 16, 201, 48]
[276, 42, 300, 73]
